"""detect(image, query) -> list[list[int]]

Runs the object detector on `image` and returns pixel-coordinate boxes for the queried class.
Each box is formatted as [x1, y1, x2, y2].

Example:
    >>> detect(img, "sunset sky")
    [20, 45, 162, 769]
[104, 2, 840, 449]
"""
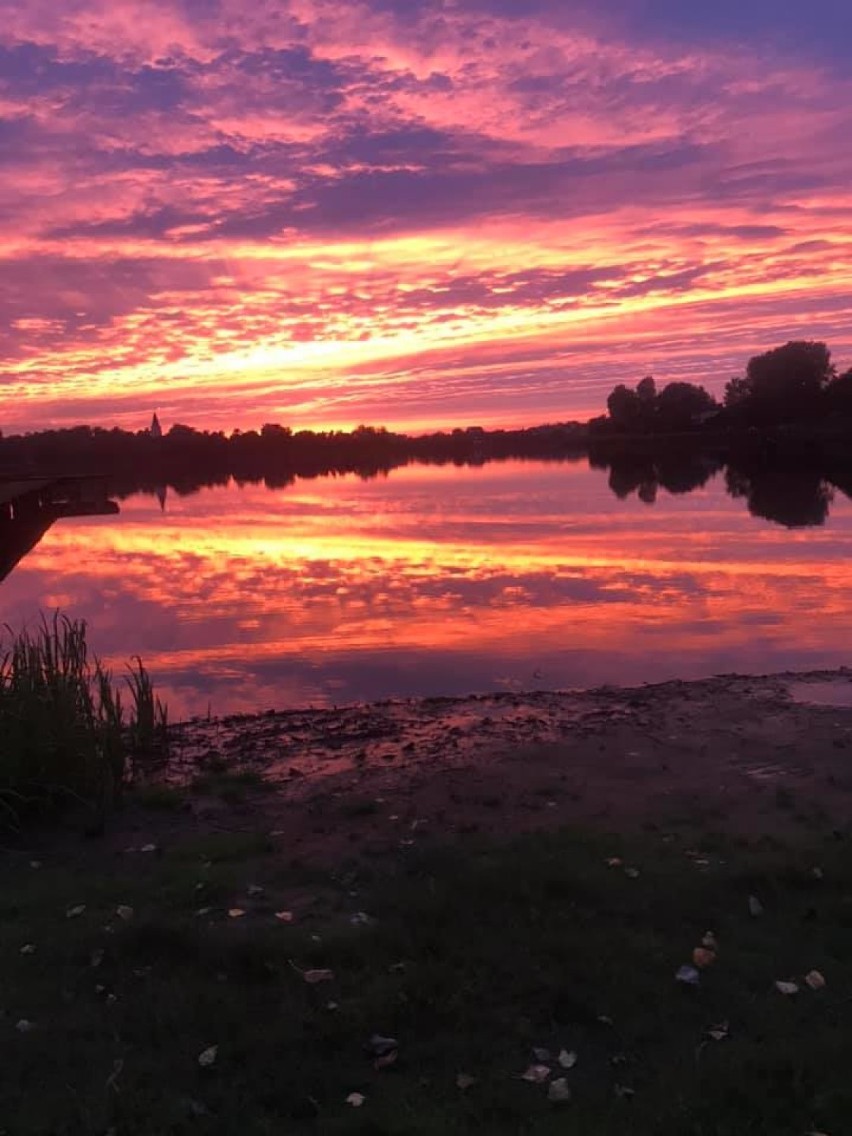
[2, 0, 852, 434]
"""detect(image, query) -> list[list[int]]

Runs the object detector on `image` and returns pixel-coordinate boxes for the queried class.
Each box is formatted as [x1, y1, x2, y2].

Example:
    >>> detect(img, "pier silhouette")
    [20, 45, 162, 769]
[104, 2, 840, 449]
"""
[0, 476, 119, 582]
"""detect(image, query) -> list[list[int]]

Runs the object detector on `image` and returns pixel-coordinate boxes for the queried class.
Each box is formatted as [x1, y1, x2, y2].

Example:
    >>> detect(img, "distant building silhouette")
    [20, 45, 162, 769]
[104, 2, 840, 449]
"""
[150, 412, 162, 439]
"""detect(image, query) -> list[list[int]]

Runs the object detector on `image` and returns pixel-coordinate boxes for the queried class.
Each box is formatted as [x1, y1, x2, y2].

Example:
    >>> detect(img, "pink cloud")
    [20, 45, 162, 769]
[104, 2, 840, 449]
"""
[1, 0, 852, 431]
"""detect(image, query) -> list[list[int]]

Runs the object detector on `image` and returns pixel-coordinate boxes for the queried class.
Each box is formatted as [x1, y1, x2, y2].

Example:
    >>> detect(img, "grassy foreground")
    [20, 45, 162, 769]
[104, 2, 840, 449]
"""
[2, 822, 851, 1135]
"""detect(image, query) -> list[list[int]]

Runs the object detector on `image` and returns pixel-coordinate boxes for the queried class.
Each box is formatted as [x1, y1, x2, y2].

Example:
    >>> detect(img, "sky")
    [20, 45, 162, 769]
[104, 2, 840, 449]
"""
[2, 0, 852, 435]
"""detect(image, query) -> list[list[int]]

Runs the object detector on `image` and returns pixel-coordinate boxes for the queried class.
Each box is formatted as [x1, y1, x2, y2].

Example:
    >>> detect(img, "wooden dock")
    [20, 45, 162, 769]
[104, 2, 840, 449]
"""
[0, 478, 52, 510]
[0, 475, 119, 583]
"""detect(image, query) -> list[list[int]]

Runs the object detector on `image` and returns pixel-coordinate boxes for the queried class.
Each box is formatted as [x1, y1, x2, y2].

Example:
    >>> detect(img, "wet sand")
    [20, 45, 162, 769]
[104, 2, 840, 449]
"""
[129, 669, 852, 865]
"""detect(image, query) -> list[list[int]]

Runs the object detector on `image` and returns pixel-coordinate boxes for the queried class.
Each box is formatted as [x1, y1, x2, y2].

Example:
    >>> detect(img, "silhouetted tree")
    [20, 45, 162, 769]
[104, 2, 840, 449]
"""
[825, 369, 852, 417]
[260, 423, 292, 441]
[636, 375, 656, 403]
[723, 375, 750, 408]
[724, 341, 835, 424]
[606, 384, 642, 431]
[656, 382, 718, 431]
[603, 375, 718, 433]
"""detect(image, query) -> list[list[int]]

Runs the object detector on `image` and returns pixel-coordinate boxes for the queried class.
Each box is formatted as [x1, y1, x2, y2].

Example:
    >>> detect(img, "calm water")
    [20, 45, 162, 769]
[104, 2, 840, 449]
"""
[3, 459, 852, 717]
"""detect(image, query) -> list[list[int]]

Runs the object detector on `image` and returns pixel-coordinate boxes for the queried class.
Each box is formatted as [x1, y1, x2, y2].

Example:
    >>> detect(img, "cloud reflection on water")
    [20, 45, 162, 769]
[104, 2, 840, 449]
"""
[2, 460, 851, 716]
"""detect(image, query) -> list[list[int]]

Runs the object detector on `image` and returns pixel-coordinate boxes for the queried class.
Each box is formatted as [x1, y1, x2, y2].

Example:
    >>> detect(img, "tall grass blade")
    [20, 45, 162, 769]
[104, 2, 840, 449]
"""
[0, 615, 168, 826]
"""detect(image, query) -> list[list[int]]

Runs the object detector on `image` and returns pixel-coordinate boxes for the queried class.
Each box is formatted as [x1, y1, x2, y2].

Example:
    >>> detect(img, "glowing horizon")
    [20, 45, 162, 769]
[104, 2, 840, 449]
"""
[3, 0, 852, 434]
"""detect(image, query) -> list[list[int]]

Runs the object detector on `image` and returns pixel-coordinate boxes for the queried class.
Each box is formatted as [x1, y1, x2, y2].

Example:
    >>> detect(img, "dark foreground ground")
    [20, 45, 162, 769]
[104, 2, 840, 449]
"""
[3, 671, 852, 1134]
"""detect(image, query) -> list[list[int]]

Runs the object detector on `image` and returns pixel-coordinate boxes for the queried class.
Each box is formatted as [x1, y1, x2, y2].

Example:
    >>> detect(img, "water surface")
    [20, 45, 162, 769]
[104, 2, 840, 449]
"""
[2, 459, 851, 716]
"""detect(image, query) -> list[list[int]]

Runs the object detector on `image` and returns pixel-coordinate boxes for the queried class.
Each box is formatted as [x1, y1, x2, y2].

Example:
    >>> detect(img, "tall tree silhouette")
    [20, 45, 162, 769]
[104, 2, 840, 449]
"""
[724, 341, 835, 424]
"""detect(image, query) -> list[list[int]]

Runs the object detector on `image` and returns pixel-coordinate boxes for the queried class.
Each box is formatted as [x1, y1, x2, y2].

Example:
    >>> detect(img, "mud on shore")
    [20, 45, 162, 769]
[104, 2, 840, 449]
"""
[122, 669, 852, 864]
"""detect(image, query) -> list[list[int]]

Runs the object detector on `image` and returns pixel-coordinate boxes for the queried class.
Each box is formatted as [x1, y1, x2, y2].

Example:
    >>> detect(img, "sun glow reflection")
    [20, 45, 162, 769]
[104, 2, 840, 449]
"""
[4, 462, 852, 715]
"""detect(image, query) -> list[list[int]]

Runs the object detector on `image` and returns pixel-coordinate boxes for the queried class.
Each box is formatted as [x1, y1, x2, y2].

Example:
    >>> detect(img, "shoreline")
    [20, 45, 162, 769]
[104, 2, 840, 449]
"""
[135, 667, 852, 867]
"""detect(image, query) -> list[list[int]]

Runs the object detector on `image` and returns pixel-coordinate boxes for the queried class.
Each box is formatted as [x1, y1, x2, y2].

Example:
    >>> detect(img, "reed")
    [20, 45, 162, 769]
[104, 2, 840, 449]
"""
[0, 614, 168, 825]
[126, 654, 169, 760]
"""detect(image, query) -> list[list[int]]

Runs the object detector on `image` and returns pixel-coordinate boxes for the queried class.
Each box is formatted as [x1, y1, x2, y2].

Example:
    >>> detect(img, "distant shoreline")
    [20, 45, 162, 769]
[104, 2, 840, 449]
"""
[4, 414, 852, 486]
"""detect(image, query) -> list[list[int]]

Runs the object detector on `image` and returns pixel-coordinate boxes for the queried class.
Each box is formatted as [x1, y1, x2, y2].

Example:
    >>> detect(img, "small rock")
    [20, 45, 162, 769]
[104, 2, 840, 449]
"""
[521, 1064, 551, 1083]
[302, 968, 334, 984]
[369, 1034, 398, 1057]
[775, 980, 800, 996]
[748, 895, 764, 917]
[547, 1078, 572, 1103]
[692, 947, 716, 969]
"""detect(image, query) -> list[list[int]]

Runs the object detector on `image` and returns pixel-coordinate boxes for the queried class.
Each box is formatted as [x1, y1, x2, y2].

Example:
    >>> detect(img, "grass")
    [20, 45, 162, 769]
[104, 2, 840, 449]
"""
[340, 796, 381, 818]
[1, 822, 851, 1134]
[0, 614, 168, 826]
[191, 767, 266, 803]
[131, 784, 186, 811]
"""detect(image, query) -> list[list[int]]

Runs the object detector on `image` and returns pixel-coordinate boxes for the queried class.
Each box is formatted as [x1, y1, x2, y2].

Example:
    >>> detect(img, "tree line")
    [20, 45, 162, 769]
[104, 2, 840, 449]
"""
[0, 420, 588, 492]
[594, 340, 852, 434]
[2, 340, 850, 490]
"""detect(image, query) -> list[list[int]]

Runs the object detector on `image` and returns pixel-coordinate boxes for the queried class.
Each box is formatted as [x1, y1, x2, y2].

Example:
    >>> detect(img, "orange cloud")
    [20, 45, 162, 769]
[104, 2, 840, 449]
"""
[1, 0, 851, 432]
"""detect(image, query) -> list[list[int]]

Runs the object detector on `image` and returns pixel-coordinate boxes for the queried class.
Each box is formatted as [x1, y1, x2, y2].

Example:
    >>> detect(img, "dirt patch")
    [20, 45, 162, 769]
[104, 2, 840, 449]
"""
[787, 676, 852, 708]
[61, 668, 845, 868]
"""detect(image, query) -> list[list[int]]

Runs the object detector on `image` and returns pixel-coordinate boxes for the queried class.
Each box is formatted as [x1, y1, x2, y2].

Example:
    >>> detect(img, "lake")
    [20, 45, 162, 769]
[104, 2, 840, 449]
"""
[2, 457, 851, 717]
